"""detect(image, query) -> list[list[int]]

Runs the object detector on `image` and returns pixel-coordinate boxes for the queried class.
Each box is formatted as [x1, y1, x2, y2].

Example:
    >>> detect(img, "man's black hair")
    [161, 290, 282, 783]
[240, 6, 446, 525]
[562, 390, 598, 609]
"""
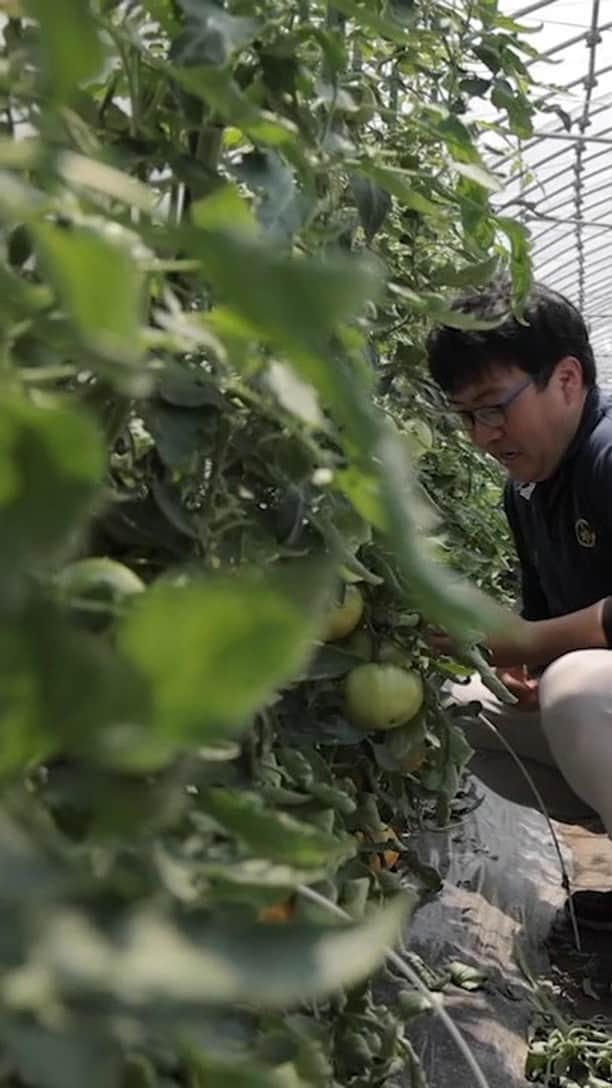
[426, 278, 597, 395]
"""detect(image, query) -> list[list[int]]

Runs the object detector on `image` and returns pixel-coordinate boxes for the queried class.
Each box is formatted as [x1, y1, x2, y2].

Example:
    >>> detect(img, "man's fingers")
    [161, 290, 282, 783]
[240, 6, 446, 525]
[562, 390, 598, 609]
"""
[423, 626, 453, 655]
[497, 670, 539, 709]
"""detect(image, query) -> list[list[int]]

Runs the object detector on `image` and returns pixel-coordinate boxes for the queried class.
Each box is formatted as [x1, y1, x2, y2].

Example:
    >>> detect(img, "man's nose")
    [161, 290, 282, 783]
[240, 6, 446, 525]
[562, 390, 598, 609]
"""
[470, 418, 504, 451]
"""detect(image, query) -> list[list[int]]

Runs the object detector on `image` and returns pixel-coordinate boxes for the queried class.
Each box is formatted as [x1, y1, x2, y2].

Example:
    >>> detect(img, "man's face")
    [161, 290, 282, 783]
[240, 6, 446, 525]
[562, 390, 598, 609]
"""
[449, 360, 586, 483]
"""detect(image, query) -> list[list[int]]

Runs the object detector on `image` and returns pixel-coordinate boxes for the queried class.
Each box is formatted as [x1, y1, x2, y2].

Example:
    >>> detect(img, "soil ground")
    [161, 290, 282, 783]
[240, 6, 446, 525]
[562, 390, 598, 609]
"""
[402, 781, 612, 1085]
[547, 821, 612, 1021]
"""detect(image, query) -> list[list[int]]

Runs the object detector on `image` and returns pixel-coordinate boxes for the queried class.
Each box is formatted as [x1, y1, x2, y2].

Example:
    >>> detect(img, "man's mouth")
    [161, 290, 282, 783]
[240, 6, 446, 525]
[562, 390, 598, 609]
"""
[496, 450, 521, 466]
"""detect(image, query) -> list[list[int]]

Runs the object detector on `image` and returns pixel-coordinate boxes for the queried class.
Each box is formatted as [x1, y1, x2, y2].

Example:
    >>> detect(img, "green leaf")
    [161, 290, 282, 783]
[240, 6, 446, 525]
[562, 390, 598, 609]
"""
[118, 561, 334, 744]
[266, 361, 324, 428]
[202, 858, 324, 895]
[37, 895, 412, 1008]
[0, 394, 104, 572]
[456, 175, 496, 248]
[191, 183, 257, 235]
[306, 26, 348, 76]
[144, 400, 217, 469]
[33, 222, 143, 362]
[0, 624, 53, 773]
[333, 464, 385, 532]
[452, 161, 502, 193]
[432, 256, 498, 288]
[25, 0, 102, 103]
[233, 151, 312, 244]
[374, 419, 500, 636]
[474, 42, 502, 74]
[389, 285, 502, 329]
[184, 1052, 299, 1088]
[57, 153, 157, 213]
[3, 1025, 120, 1088]
[349, 175, 392, 242]
[201, 789, 350, 869]
[306, 644, 364, 680]
[0, 813, 63, 904]
[358, 163, 442, 215]
[428, 114, 480, 164]
[491, 78, 533, 138]
[0, 606, 149, 775]
[187, 224, 380, 355]
[500, 43, 532, 74]
[141, 0, 179, 33]
[540, 103, 572, 132]
[0, 261, 52, 320]
[181, 218, 382, 426]
[448, 725, 473, 772]
[458, 77, 491, 97]
[495, 14, 536, 33]
[170, 65, 298, 151]
[477, 0, 499, 21]
[327, 0, 409, 42]
[496, 217, 532, 312]
[388, 0, 418, 25]
[122, 1055, 157, 1088]
[384, 719, 426, 764]
[171, 1, 259, 67]
[449, 961, 487, 991]
[397, 990, 433, 1018]
[157, 367, 229, 410]
[0, 137, 39, 171]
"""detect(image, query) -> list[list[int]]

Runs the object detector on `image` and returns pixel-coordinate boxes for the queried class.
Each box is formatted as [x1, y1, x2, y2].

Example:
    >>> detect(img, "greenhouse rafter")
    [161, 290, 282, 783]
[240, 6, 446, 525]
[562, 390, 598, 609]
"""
[493, 0, 612, 380]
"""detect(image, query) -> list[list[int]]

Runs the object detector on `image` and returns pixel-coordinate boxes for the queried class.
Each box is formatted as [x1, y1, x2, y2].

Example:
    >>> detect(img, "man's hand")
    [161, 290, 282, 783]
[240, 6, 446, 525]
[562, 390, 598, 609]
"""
[424, 628, 454, 657]
[481, 618, 539, 667]
[424, 613, 535, 668]
[425, 596, 609, 672]
[496, 665, 539, 709]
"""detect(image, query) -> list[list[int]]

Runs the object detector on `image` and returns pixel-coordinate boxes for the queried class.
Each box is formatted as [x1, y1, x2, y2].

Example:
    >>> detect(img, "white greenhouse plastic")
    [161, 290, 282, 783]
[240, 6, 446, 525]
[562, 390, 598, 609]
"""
[495, 0, 612, 382]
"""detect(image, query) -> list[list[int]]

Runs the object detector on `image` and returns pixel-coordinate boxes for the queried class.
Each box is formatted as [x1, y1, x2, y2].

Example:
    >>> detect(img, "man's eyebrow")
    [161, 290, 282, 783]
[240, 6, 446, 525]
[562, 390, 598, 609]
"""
[450, 386, 504, 407]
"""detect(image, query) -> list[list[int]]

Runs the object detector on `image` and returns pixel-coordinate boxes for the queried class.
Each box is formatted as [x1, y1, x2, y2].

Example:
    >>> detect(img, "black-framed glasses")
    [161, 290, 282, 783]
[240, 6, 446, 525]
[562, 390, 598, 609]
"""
[450, 377, 533, 431]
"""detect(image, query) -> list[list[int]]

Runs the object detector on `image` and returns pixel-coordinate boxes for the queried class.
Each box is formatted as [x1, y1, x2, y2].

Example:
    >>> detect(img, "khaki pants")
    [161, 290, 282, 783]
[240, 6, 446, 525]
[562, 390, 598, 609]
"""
[447, 649, 612, 834]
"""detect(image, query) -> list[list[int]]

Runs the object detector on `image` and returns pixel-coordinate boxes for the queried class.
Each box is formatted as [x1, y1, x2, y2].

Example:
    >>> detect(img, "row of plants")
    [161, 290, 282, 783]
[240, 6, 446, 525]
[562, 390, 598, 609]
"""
[0, 0, 538, 1084]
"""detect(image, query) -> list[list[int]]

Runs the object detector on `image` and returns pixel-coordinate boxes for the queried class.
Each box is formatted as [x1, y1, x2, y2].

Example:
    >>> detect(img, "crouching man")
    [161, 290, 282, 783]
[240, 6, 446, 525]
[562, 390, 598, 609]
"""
[426, 278, 612, 930]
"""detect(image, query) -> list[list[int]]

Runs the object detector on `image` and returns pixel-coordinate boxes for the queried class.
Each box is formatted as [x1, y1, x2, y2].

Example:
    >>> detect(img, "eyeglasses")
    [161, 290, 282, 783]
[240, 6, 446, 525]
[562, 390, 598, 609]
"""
[450, 377, 533, 431]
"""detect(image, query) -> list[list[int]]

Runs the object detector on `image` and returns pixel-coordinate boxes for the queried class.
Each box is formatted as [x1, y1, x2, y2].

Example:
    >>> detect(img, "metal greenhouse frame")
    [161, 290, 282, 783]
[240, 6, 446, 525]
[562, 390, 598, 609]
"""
[496, 0, 612, 374]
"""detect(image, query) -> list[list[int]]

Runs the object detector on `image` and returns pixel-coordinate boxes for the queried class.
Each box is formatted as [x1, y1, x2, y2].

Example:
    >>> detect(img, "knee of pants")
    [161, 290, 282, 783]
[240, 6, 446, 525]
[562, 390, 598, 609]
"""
[539, 649, 612, 754]
[540, 649, 612, 708]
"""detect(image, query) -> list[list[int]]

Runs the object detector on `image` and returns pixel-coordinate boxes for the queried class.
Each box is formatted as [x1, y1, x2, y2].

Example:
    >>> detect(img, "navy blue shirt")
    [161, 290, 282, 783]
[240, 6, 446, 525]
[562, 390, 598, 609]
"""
[504, 386, 612, 621]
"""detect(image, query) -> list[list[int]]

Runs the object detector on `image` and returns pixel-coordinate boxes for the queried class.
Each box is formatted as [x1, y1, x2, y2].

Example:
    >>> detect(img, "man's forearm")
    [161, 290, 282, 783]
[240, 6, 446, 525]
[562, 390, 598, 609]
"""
[491, 598, 609, 669]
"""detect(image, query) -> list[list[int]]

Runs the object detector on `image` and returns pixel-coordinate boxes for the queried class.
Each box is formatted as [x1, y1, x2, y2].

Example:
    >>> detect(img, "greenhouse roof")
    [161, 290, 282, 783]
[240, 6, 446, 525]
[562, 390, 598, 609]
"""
[497, 0, 612, 380]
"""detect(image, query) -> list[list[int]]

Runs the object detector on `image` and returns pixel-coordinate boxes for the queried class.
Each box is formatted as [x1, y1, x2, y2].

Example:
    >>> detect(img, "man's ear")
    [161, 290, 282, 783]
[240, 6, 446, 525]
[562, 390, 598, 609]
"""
[556, 355, 584, 402]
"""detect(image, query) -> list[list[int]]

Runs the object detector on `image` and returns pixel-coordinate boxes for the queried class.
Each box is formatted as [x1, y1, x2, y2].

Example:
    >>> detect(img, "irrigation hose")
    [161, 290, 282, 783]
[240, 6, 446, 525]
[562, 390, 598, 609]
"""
[474, 713, 582, 952]
[296, 883, 493, 1088]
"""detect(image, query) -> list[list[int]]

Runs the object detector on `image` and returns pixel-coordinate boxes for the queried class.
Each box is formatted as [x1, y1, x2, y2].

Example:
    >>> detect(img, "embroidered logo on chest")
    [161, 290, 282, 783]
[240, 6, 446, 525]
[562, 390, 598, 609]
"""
[575, 518, 597, 548]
